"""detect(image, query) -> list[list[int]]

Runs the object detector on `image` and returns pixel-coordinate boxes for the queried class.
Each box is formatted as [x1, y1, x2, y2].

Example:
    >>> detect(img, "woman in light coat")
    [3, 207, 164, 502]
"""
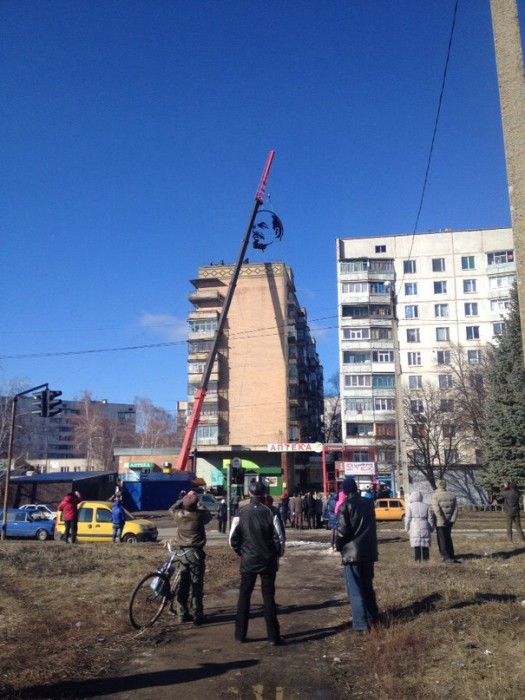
[405, 491, 435, 562]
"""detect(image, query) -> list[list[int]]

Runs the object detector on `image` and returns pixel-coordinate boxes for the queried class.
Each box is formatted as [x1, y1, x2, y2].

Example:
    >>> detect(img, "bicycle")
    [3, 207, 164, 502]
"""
[128, 541, 192, 629]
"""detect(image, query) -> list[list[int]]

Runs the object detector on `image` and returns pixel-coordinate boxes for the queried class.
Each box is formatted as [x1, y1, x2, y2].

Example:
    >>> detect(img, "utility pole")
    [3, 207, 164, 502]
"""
[390, 288, 410, 498]
[490, 0, 525, 353]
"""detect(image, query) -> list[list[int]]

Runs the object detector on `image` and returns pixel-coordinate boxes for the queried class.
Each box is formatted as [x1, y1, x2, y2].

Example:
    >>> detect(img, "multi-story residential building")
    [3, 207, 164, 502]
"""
[337, 228, 515, 489]
[184, 261, 324, 492]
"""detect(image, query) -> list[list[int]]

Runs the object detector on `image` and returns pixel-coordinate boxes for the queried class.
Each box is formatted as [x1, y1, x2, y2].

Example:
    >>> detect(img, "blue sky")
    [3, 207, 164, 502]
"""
[1, 0, 522, 413]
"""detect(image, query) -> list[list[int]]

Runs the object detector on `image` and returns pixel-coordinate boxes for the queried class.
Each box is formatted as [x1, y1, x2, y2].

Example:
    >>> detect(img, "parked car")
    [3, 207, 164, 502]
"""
[55, 501, 158, 543]
[197, 493, 220, 514]
[0, 509, 55, 540]
[19, 504, 57, 520]
[374, 498, 406, 521]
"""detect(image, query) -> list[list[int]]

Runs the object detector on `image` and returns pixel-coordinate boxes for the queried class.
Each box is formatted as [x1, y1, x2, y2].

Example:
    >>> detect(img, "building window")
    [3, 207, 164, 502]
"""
[345, 398, 373, 413]
[436, 327, 450, 342]
[469, 373, 484, 388]
[489, 274, 515, 289]
[369, 260, 395, 273]
[464, 302, 479, 316]
[340, 260, 368, 273]
[407, 352, 422, 366]
[461, 255, 475, 270]
[405, 282, 418, 296]
[345, 375, 372, 387]
[432, 258, 445, 272]
[463, 279, 477, 294]
[490, 298, 510, 313]
[467, 349, 482, 364]
[410, 399, 424, 413]
[343, 327, 370, 340]
[437, 350, 451, 365]
[346, 423, 374, 437]
[188, 339, 213, 353]
[343, 351, 370, 364]
[196, 424, 218, 440]
[438, 374, 453, 389]
[487, 250, 514, 266]
[352, 450, 373, 462]
[376, 423, 396, 437]
[442, 424, 456, 438]
[444, 448, 459, 463]
[412, 424, 426, 438]
[403, 260, 417, 274]
[405, 305, 419, 319]
[434, 281, 447, 294]
[434, 304, 449, 318]
[375, 244, 386, 253]
[372, 350, 394, 363]
[342, 281, 369, 293]
[406, 328, 420, 343]
[440, 399, 454, 412]
[372, 375, 395, 388]
[408, 375, 422, 389]
[342, 305, 369, 318]
[493, 321, 505, 336]
[369, 281, 388, 294]
[370, 327, 392, 340]
[374, 398, 395, 411]
[466, 326, 480, 340]
[188, 318, 218, 335]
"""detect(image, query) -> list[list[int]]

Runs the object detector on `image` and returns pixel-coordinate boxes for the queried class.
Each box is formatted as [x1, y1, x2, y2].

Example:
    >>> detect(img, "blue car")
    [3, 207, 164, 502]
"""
[0, 509, 55, 541]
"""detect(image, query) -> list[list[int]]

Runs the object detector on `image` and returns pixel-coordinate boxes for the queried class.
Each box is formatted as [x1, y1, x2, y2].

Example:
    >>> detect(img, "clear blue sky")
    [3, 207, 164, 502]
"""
[1, 0, 522, 413]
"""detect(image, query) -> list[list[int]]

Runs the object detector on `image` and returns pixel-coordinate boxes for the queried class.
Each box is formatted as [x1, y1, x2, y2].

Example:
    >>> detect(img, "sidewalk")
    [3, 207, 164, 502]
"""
[102, 529, 348, 699]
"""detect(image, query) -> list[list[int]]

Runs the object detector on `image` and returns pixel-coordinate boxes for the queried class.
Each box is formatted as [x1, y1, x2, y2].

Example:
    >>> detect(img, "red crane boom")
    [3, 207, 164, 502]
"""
[175, 151, 276, 471]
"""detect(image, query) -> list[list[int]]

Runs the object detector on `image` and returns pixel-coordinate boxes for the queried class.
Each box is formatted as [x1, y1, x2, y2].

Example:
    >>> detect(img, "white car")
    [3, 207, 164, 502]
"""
[19, 504, 57, 520]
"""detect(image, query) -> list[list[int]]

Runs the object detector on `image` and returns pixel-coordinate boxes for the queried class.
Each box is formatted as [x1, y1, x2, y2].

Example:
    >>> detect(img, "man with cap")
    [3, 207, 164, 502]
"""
[431, 479, 459, 562]
[335, 476, 379, 632]
[229, 480, 286, 645]
[169, 490, 213, 624]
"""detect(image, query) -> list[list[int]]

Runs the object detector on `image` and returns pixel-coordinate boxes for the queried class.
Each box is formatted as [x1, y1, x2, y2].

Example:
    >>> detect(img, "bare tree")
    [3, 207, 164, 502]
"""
[134, 397, 176, 449]
[448, 343, 490, 448]
[403, 379, 471, 490]
[324, 372, 342, 443]
[72, 392, 108, 468]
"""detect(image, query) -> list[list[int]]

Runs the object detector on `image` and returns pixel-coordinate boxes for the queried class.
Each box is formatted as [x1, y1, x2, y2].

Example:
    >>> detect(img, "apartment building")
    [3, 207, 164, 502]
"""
[185, 261, 324, 491]
[337, 227, 515, 484]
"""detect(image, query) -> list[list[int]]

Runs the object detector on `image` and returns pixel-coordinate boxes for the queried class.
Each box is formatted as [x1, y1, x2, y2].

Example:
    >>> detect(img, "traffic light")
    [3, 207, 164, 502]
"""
[31, 391, 47, 417]
[46, 389, 63, 417]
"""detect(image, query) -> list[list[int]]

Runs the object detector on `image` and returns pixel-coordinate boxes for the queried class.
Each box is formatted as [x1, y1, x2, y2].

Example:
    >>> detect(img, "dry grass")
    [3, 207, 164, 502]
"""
[331, 527, 525, 700]
[0, 541, 238, 697]
[1, 515, 524, 700]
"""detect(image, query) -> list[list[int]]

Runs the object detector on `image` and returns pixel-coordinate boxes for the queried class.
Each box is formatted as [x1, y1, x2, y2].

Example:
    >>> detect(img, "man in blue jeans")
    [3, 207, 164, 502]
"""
[336, 477, 379, 631]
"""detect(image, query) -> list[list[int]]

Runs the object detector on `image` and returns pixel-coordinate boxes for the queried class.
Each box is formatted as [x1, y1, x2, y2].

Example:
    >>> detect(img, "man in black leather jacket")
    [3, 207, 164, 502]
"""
[229, 481, 286, 645]
[336, 477, 379, 631]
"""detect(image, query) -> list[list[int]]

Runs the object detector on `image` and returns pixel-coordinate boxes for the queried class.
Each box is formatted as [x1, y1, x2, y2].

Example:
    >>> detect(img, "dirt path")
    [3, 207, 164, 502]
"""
[30, 532, 354, 699]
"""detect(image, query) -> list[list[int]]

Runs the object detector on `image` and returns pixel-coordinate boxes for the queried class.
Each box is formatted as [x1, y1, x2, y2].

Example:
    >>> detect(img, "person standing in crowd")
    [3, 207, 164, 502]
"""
[498, 482, 525, 543]
[404, 491, 434, 562]
[431, 479, 459, 563]
[278, 491, 290, 528]
[111, 498, 126, 543]
[305, 492, 316, 529]
[336, 477, 379, 632]
[169, 490, 213, 624]
[231, 491, 240, 517]
[216, 498, 228, 534]
[57, 490, 82, 544]
[229, 481, 286, 645]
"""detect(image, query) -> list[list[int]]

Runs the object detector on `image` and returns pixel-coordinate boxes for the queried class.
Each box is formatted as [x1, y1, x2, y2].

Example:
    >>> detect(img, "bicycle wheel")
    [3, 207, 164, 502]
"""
[168, 568, 181, 614]
[128, 572, 170, 629]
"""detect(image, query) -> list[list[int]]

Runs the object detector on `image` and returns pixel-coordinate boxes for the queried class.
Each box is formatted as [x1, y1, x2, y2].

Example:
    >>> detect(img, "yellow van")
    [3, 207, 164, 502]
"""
[56, 501, 158, 543]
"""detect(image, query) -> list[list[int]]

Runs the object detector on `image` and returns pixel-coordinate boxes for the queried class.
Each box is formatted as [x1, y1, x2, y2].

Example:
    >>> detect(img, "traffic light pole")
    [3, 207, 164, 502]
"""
[1, 383, 47, 541]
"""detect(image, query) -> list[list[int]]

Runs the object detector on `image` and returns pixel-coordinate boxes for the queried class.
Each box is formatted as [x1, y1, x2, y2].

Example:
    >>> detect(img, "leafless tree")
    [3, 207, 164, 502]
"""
[324, 372, 342, 443]
[134, 397, 177, 448]
[403, 378, 472, 490]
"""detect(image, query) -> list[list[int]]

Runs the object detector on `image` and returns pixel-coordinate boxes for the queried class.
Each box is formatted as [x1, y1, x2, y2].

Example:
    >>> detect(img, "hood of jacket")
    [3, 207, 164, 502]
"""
[409, 491, 422, 503]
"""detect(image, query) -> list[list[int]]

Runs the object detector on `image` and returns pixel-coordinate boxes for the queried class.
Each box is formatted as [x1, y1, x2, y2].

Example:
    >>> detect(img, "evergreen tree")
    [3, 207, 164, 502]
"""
[479, 285, 525, 493]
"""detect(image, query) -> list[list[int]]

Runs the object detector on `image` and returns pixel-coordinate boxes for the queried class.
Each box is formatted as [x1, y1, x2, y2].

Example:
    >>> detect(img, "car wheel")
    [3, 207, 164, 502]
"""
[36, 529, 49, 541]
[123, 533, 138, 544]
